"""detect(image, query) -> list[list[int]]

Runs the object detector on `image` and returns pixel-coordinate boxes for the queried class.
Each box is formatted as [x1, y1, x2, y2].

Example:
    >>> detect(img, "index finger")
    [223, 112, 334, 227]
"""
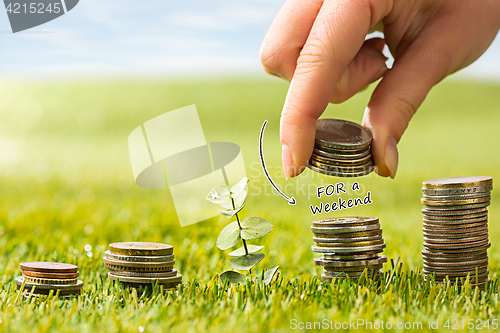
[280, 0, 390, 179]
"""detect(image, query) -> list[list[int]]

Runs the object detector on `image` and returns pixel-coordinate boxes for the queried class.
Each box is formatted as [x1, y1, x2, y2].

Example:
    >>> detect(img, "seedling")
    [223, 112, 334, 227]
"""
[206, 177, 279, 285]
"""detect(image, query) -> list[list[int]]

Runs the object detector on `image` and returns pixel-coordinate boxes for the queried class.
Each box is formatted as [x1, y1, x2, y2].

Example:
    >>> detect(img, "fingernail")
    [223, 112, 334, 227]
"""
[281, 143, 293, 181]
[385, 136, 398, 179]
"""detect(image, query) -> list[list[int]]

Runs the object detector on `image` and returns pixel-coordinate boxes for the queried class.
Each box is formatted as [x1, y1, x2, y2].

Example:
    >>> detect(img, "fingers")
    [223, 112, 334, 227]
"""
[260, 0, 323, 81]
[331, 38, 388, 104]
[280, 0, 390, 179]
[362, 37, 450, 178]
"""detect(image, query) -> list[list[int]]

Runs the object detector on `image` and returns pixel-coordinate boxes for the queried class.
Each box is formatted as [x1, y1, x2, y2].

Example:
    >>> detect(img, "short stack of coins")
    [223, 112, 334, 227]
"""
[16, 262, 82, 297]
[308, 119, 374, 178]
[421, 176, 492, 289]
[103, 242, 182, 290]
[311, 217, 387, 282]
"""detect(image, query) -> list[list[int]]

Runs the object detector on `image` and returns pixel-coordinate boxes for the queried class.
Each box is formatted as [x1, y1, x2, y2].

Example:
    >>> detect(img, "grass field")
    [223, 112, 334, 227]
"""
[0, 77, 500, 332]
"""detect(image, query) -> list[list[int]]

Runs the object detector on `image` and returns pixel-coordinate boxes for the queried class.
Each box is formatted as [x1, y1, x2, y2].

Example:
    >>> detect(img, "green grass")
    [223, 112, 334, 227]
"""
[0, 77, 500, 332]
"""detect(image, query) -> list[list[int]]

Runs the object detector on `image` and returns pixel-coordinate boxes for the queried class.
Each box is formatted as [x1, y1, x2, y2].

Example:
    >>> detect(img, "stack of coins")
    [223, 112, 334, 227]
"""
[103, 242, 182, 290]
[311, 217, 387, 283]
[421, 176, 492, 289]
[308, 119, 374, 178]
[15, 262, 82, 297]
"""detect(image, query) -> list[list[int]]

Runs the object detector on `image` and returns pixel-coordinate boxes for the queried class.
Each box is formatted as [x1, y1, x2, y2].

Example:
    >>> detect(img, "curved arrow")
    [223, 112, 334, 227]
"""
[259, 120, 296, 205]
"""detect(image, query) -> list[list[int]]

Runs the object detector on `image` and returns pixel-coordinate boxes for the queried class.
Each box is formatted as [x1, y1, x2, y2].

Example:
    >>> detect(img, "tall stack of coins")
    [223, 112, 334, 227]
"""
[308, 119, 374, 178]
[16, 262, 82, 297]
[421, 176, 492, 289]
[103, 242, 182, 290]
[311, 217, 387, 282]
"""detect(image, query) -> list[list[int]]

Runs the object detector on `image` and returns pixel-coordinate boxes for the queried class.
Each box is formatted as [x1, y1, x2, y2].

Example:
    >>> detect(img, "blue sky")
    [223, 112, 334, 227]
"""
[0, 0, 499, 80]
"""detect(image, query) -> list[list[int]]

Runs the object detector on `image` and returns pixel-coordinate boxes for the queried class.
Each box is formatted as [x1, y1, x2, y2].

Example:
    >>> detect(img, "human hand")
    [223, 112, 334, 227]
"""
[260, 0, 500, 179]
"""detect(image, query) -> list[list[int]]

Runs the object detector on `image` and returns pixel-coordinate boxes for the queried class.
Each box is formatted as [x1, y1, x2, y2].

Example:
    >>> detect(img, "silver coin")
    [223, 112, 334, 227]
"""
[422, 228, 488, 238]
[323, 253, 379, 260]
[421, 207, 488, 216]
[312, 243, 386, 253]
[307, 163, 375, 178]
[322, 270, 380, 279]
[422, 244, 490, 256]
[424, 237, 488, 248]
[314, 255, 387, 268]
[422, 185, 493, 196]
[311, 223, 380, 234]
[315, 119, 373, 150]
[312, 217, 379, 227]
[422, 222, 488, 230]
[423, 240, 489, 251]
[423, 268, 488, 277]
[423, 257, 488, 266]
[311, 153, 372, 166]
[423, 232, 488, 242]
[309, 158, 373, 172]
[15, 276, 83, 291]
[108, 269, 178, 278]
[424, 202, 490, 211]
[313, 147, 370, 160]
[105, 250, 174, 263]
[423, 262, 488, 272]
[313, 235, 382, 243]
[421, 250, 488, 261]
[108, 272, 182, 284]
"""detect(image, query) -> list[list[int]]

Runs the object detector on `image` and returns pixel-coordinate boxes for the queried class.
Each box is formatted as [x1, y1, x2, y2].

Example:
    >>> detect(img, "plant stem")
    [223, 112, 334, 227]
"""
[231, 198, 251, 274]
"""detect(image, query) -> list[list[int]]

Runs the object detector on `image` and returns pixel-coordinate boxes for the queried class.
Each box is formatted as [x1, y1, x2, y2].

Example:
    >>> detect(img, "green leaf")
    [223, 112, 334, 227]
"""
[240, 217, 274, 240]
[206, 185, 230, 204]
[216, 221, 241, 250]
[218, 205, 244, 218]
[219, 271, 249, 284]
[220, 190, 247, 210]
[255, 266, 280, 285]
[229, 252, 265, 270]
[228, 245, 264, 256]
[230, 177, 249, 198]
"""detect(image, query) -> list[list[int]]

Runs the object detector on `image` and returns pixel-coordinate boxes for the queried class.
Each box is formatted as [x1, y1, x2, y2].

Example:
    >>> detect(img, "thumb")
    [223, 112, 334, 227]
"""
[362, 41, 448, 178]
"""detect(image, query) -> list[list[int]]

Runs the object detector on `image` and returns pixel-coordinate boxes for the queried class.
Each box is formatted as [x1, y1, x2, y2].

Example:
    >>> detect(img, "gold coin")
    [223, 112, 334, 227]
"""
[15, 276, 83, 291]
[422, 176, 493, 189]
[23, 275, 78, 285]
[324, 264, 383, 272]
[109, 242, 173, 256]
[314, 229, 382, 239]
[421, 196, 490, 206]
[314, 239, 384, 248]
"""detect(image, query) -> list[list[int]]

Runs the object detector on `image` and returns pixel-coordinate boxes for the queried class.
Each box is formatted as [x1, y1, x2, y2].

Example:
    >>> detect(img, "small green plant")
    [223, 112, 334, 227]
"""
[206, 177, 279, 285]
